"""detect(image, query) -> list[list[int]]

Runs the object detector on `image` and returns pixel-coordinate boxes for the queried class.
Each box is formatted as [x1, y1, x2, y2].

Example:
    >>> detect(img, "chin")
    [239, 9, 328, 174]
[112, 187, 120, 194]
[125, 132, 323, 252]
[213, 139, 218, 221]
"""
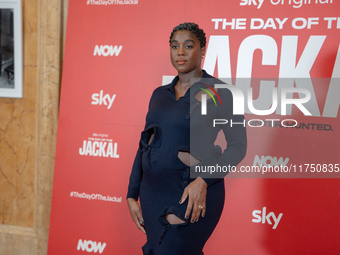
[175, 66, 195, 74]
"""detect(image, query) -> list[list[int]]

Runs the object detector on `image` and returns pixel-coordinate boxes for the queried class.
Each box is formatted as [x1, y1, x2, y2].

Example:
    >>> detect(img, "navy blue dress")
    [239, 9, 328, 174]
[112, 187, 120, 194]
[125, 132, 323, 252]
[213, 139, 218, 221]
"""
[127, 70, 247, 255]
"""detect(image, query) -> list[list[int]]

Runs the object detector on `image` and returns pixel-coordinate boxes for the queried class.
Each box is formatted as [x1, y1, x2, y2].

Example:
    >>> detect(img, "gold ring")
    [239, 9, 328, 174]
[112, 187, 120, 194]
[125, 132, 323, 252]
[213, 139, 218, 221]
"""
[198, 205, 203, 209]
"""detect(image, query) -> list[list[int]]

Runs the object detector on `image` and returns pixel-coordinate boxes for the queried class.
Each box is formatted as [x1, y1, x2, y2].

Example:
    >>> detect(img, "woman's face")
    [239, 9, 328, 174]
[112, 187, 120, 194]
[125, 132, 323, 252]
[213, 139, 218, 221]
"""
[170, 30, 205, 74]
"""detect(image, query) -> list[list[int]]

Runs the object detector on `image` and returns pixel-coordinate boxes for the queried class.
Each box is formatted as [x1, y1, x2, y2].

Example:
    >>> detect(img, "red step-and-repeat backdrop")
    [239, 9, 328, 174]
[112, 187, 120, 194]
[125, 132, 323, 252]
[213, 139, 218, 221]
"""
[48, 0, 340, 254]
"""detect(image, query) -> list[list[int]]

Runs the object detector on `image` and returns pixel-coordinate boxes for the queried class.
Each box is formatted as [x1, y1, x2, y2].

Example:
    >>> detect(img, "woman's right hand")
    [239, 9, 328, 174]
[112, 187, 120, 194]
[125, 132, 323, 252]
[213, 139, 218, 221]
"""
[127, 198, 146, 234]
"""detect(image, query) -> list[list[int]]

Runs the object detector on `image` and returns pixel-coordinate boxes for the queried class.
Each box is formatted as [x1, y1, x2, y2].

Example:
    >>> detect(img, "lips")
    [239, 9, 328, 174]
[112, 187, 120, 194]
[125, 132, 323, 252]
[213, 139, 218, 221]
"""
[176, 60, 187, 65]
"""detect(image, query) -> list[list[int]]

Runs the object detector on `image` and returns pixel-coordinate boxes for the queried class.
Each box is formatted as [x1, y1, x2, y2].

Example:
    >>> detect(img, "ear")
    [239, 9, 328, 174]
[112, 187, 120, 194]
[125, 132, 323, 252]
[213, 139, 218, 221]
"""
[201, 46, 206, 58]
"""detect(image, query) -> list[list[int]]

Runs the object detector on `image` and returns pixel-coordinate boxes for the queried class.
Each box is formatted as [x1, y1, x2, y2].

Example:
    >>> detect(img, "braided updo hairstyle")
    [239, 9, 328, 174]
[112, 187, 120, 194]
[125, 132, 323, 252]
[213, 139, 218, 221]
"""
[169, 23, 206, 48]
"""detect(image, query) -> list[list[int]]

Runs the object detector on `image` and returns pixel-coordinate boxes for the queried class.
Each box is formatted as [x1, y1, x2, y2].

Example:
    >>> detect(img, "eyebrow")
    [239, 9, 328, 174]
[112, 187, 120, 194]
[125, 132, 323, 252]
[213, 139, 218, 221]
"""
[170, 39, 196, 44]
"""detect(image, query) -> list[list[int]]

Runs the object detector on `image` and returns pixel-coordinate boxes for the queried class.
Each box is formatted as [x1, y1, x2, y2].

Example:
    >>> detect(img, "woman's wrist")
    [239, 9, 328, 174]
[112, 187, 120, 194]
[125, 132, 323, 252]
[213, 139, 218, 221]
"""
[196, 177, 208, 188]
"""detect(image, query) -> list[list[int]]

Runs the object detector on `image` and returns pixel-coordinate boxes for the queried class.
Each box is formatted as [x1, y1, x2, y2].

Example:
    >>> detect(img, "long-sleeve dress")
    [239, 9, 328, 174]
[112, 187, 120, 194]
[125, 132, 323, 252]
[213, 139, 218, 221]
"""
[127, 70, 247, 255]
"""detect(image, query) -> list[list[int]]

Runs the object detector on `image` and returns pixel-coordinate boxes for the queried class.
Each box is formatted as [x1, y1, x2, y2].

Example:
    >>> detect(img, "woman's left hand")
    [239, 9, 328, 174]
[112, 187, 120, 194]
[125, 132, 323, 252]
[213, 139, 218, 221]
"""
[179, 177, 207, 223]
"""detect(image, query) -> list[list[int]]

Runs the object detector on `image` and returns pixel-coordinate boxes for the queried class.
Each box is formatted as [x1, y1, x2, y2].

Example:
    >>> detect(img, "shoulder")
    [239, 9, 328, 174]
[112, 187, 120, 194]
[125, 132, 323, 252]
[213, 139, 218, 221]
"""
[201, 70, 230, 94]
[153, 83, 172, 93]
[146, 84, 173, 109]
[149, 83, 173, 98]
[202, 72, 233, 100]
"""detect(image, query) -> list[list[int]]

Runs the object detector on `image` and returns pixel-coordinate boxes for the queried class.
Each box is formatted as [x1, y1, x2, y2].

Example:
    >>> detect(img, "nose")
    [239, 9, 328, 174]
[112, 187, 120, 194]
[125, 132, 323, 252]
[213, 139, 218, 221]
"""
[177, 45, 185, 55]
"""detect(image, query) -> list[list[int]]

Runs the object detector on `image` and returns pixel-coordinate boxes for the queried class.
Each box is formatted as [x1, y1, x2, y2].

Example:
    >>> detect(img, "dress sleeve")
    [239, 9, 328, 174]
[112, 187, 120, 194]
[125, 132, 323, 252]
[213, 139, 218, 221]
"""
[126, 90, 156, 200]
[126, 145, 143, 200]
[195, 88, 247, 187]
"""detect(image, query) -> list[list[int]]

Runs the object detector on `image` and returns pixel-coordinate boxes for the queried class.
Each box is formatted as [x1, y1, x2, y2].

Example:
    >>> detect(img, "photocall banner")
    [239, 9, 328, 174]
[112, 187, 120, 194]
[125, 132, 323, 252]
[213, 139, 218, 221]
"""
[48, 0, 340, 254]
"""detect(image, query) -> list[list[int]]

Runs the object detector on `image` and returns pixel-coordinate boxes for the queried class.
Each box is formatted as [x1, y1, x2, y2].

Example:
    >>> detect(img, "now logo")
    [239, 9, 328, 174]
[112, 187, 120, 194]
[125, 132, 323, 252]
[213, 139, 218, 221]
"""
[253, 155, 289, 167]
[93, 45, 123, 56]
[77, 239, 106, 254]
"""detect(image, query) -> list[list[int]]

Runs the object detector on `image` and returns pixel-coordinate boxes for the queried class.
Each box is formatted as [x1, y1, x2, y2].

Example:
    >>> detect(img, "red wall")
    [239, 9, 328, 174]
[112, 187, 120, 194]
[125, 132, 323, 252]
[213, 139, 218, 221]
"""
[48, 1, 340, 254]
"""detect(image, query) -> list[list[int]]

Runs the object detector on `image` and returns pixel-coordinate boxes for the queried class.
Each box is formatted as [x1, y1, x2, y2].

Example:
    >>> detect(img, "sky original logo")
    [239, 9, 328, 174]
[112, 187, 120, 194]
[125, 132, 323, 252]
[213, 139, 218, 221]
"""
[252, 207, 283, 229]
[271, 0, 333, 9]
[93, 45, 123, 57]
[77, 239, 106, 254]
[91, 90, 116, 109]
[240, 0, 333, 9]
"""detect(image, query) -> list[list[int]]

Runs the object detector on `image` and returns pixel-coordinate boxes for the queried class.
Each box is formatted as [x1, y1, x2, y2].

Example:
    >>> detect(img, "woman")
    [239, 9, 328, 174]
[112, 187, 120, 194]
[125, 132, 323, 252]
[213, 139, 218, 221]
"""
[127, 23, 247, 255]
